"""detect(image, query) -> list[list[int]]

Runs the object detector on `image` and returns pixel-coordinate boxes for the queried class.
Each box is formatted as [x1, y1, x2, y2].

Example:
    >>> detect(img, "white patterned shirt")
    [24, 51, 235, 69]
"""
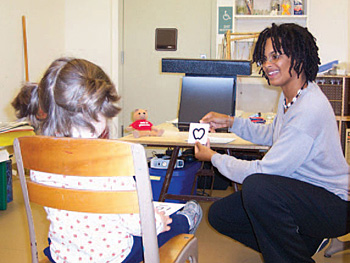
[31, 162, 163, 262]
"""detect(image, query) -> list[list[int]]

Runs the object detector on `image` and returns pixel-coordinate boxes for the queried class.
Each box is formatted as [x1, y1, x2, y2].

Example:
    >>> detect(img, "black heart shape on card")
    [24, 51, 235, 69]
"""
[193, 128, 205, 140]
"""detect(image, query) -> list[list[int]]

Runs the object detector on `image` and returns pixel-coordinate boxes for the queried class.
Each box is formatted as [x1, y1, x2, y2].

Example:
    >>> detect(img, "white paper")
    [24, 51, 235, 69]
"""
[187, 123, 209, 145]
[153, 201, 185, 216]
[208, 136, 236, 144]
[0, 149, 9, 162]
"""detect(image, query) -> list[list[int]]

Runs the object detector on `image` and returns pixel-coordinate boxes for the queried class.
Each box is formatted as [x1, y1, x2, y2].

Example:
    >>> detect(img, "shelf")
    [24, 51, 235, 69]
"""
[318, 84, 342, 87]
[336, 116, 350, 121]
[235, 15, 307, 19]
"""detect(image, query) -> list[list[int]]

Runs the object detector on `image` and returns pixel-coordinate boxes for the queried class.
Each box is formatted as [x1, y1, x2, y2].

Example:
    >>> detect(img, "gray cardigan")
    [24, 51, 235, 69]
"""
[211, 82, 350, 201]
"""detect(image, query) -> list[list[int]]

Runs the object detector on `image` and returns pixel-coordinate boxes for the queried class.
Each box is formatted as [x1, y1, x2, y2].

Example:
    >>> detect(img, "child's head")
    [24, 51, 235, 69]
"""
[12, 57, 121, 137]
[253, 23, 320, 83]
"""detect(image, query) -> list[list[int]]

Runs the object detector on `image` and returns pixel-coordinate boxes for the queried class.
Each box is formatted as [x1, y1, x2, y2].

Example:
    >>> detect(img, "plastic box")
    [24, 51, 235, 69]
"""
[149, 161, 201, 203]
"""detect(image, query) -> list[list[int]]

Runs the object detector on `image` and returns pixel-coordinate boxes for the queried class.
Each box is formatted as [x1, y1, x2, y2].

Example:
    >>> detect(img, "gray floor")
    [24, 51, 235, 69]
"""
[1, 177, 350, 263]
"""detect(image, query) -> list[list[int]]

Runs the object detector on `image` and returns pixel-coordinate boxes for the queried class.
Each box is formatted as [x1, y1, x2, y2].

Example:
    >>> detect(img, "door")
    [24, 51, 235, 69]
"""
[120, 0, 214, 135]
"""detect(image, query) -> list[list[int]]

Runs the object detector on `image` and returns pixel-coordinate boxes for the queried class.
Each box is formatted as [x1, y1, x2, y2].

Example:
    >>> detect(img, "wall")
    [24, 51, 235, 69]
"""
[64, 0, 119, 137]
[0, 0, 65, 122]
[64, 0, 119, 81]
[0, 0, 119, 136]
[308, 0, 349, 65]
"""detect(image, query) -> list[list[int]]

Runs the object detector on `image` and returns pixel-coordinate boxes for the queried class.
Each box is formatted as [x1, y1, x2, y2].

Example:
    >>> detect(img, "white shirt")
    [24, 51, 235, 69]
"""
[31, 125, 164, 262]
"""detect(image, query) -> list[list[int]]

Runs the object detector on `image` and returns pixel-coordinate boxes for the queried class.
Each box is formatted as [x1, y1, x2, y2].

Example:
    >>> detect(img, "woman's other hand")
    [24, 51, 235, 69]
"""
[194, 141, 217, 162]
[200, 111, 234, 132]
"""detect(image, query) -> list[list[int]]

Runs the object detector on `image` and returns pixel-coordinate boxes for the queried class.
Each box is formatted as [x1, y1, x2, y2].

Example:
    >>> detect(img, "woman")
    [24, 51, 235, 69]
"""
[195, 23, 350, 262]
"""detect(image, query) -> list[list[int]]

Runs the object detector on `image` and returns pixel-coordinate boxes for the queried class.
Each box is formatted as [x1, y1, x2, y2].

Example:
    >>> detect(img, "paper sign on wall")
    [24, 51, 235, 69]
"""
[218, 6, 232, 34]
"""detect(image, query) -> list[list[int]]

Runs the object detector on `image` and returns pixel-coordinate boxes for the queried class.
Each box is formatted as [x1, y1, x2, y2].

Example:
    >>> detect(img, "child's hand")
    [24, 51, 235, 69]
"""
[155, 209, 172, 233]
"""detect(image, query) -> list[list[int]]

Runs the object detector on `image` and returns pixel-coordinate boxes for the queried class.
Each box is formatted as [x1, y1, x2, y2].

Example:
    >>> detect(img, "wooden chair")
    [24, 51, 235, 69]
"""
[223, 30, 259, 60]
[14, 136, 198, 263]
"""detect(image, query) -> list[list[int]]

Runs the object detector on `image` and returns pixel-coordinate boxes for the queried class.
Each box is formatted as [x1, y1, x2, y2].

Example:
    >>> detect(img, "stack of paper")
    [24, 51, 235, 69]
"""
[0, 121, 34, 134]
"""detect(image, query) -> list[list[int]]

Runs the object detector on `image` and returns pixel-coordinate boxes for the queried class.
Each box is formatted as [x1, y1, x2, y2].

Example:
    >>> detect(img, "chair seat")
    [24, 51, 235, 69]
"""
[324, 238, 350, 258]
[39, 258, 51, 263]
[143, 234, 197, 263]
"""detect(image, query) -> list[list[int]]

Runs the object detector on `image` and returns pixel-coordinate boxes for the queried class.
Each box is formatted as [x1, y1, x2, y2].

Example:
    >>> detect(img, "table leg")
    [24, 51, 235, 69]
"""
[158, 146, 180, 202]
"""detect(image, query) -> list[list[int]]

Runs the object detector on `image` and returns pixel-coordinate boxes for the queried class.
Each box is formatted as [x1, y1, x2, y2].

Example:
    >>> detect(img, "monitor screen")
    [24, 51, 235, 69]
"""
[178, 76, 236, 131]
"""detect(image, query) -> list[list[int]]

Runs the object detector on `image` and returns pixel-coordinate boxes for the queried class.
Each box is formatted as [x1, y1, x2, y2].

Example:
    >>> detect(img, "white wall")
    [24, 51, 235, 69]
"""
[0, 0, 65, 122]
[64, 0, 119, 137]
[64, 0, 119, 82]
[308, 0, 349, 64]
[0, 0, 119, 136]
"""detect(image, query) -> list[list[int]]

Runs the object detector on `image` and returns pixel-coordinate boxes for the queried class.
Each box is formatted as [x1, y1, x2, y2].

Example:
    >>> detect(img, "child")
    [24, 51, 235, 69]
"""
[12, 57, 202, 263]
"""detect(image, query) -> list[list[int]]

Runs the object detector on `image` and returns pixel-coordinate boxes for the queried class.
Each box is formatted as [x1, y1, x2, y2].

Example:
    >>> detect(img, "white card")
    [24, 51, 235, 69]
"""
[188, 123, 209, 144]
[153, 201, 185, 216]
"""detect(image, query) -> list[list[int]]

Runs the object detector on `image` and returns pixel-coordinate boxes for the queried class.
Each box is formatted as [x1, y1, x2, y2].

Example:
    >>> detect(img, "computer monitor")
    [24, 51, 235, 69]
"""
[178, 76, 236, 131]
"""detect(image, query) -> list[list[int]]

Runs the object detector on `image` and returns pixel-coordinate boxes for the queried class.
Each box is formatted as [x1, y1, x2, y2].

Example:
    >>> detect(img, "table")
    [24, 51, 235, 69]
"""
[0, 130, 35, 210]
[118, 122, 269, 202]
[0, 130, 35, 147]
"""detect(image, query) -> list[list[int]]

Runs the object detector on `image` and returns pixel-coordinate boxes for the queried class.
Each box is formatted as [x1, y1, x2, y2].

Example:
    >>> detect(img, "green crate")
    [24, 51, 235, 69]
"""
[0, 161, 7, 210]
[0, 158, 12, 210]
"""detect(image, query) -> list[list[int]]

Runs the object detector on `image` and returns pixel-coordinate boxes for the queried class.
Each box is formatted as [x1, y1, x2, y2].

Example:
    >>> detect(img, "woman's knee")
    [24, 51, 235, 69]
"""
[242, 173, 265, 195]
[208, 192, 244, 229]
[207, 196, 235, 229]
[208, 201, 220, 228]
[242, 174, 277, 208]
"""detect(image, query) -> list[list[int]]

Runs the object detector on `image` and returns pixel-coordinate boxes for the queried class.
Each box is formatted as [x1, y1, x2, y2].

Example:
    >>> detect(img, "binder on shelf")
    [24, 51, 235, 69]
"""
[0, 121, 34, 134]
[345, 129, 350, 165]
[0, 150, 12, 210]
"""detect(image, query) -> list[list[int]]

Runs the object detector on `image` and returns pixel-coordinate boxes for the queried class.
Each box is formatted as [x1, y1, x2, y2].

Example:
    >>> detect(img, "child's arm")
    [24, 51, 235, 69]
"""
[119, 210, 171, 236]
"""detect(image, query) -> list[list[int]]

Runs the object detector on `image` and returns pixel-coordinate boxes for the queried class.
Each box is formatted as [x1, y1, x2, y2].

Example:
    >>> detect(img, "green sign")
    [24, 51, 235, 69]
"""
[218, 7, 233, 34]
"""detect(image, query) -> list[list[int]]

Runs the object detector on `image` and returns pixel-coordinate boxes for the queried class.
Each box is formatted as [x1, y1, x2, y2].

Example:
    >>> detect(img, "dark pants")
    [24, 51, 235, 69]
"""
[208, 173, 350, 263]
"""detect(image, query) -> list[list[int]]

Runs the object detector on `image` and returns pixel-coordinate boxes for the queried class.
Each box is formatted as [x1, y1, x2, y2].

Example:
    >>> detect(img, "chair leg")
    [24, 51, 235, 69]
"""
[191, 162, 215, 197]
[324, 238, 350, 258]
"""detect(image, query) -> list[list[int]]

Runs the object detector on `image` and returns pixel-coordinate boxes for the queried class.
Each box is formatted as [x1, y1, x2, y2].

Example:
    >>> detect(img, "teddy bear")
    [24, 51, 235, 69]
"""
[126, 109, 164, 138]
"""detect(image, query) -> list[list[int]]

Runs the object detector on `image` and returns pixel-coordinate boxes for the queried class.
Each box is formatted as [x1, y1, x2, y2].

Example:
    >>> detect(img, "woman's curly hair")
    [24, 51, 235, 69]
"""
[252, 23, 320, 82]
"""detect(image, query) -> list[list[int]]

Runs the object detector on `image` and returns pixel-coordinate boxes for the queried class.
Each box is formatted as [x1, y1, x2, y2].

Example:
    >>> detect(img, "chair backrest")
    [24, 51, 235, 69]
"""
[14, 136, 159, 263]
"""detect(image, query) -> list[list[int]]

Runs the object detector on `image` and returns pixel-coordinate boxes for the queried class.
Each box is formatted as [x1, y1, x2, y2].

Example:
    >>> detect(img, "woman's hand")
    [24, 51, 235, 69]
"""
[200, 111, 234, 132]
[155, 209, 172, 233]
[194, 141, 217, 162]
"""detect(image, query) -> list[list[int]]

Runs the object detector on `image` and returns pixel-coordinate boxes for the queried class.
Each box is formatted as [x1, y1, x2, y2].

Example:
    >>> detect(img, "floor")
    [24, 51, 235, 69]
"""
[1, 176, 350, 263]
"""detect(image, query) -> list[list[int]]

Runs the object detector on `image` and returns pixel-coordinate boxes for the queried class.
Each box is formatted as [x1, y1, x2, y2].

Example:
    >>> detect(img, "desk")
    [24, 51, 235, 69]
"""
[119, 123, 269, 202]
[0, 130, 35, 210]
[0, 130, 35, 148]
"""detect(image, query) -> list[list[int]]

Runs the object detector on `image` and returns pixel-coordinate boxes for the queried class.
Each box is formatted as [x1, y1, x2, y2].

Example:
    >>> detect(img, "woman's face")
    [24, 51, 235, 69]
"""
[262, 38, 297, 88]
